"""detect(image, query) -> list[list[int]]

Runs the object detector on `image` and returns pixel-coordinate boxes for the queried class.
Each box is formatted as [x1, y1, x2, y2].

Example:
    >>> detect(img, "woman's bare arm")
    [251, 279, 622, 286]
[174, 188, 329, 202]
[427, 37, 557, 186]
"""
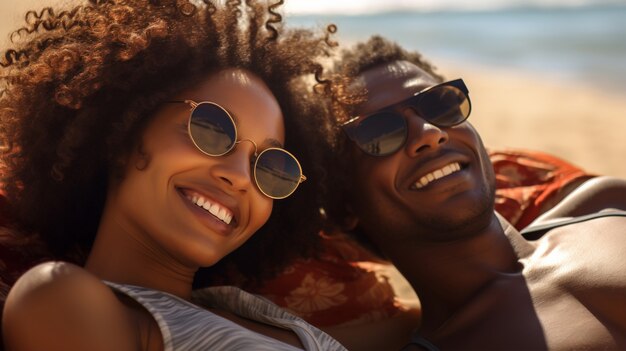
[3, 262, 138, 351]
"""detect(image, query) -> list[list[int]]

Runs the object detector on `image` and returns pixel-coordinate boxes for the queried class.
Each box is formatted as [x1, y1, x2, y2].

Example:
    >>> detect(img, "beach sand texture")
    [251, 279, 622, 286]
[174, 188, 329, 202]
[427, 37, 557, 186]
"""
[439, 61, 626, 178]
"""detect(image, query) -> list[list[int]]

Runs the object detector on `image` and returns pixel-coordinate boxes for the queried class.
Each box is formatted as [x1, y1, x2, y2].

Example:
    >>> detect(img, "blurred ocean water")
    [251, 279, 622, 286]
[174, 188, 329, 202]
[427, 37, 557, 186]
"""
[290, 5, 626, 92]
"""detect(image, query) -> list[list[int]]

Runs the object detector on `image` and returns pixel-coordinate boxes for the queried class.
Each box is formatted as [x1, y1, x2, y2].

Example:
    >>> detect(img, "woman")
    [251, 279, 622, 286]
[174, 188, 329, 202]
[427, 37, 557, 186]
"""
[0, 0, 344, 350]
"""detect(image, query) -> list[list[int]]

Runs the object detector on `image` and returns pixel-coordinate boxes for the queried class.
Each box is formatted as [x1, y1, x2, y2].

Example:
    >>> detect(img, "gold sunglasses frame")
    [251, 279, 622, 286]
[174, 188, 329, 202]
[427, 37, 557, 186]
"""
[167, 100, 306, 199]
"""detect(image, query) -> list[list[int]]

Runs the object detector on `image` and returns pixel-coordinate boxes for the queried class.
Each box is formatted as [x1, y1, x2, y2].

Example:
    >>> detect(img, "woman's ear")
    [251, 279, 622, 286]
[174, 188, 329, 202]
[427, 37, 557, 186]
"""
[133, 141, 151, 171]
[107, 140, 148, 186]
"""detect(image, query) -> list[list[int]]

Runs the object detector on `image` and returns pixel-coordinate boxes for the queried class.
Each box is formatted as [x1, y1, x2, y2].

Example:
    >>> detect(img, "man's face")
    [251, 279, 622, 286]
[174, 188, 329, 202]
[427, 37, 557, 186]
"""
[345, 60, 496, 246]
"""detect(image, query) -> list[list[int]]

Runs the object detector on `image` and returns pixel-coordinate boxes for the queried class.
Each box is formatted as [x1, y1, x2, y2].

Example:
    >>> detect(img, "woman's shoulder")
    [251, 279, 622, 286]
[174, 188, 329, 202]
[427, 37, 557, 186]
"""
[3, 261, 138, 351]
[5, 261, 116, 309]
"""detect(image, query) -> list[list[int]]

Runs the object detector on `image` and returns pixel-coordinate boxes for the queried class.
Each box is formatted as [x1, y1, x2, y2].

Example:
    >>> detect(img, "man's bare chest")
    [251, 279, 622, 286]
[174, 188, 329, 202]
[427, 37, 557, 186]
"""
[520, 220, 626, 349]
[448, 217, 626, 349]
[434, 274, 626, 350]
[434, 217, 626, 349]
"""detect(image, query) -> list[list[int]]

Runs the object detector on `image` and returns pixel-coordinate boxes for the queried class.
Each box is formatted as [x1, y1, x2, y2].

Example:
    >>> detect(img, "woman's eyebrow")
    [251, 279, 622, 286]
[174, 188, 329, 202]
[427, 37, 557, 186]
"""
[221, 108, 283, 148]
[265, 138, 283, 148]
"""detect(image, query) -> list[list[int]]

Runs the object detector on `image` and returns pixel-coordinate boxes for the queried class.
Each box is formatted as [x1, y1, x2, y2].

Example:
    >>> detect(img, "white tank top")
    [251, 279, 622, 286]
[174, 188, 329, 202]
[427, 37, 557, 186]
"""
[105, 282, 347, 351]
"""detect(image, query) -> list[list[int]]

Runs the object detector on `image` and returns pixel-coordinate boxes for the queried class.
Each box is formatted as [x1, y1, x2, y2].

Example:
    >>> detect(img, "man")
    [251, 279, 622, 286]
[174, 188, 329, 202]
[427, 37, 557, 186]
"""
[325, 36, 626, 350]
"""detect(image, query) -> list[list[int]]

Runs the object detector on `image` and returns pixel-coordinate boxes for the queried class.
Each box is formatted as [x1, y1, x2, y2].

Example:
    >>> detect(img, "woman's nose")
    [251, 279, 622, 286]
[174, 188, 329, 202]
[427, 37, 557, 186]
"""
[210, 140, 257, 194]
[403, 109, 449, 157]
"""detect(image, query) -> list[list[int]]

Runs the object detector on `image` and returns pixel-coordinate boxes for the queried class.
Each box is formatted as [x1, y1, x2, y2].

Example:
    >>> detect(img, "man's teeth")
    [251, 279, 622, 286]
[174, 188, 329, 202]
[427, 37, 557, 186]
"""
[189, 194, 233, 225]
[414, 162, 462, 189]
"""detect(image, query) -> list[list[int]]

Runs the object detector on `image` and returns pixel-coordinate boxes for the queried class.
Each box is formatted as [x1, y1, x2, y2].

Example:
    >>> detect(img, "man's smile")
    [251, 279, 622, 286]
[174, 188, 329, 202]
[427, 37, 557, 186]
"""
[411, 162, 463, 190]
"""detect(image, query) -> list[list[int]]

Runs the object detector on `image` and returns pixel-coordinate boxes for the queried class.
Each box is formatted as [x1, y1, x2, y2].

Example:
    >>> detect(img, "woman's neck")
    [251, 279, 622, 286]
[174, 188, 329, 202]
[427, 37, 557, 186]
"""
[86, 205, 197, 300]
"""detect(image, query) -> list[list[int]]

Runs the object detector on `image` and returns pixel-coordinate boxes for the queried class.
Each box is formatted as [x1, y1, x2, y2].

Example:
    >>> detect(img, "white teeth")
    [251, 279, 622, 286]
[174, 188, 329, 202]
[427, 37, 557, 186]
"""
[195, 196, 204, 207]
[186, 193, 234, 225]
[413, 162, 462, 189]
[209, 204, 219, 216]
[202, 200, 211, 211]
[218, 208, 226, 221]
[224, 213, 232, 225]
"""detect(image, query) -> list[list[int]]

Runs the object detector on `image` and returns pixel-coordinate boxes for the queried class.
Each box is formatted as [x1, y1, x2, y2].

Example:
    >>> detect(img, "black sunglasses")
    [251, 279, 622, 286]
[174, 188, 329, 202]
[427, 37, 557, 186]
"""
[168, 100, 306, 199]
[341, 79, 471, 156]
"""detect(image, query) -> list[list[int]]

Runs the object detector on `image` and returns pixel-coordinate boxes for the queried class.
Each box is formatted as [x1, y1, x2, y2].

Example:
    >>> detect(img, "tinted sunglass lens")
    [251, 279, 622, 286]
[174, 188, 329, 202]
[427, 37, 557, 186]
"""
[189, 103, 236, 156]
[254, 149, 302, 199]
[419, 86, 470, 127]
[354, 112, 407, 156]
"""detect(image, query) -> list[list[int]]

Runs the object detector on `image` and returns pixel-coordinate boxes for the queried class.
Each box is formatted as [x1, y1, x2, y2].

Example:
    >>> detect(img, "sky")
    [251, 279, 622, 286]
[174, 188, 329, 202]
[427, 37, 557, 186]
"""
[282, 0, 626, 14]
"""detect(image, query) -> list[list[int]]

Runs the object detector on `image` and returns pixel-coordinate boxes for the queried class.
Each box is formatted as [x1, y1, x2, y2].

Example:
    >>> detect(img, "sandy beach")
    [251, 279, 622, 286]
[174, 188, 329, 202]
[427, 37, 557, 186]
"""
[436, 60, 626, 178]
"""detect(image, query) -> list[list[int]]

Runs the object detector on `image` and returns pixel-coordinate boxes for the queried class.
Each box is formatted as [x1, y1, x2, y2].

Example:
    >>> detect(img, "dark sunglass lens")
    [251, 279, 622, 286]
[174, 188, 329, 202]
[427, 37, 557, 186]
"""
[354, 112, 407, 156]
[418, 86, 470, 127]
[254, 149, 302, 199]
[189, 103, 236, 156]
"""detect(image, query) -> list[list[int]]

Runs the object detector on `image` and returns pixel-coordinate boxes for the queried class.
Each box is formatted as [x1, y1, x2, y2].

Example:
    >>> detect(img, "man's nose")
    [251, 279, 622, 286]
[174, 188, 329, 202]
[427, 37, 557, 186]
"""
[403, 109, 449, 157]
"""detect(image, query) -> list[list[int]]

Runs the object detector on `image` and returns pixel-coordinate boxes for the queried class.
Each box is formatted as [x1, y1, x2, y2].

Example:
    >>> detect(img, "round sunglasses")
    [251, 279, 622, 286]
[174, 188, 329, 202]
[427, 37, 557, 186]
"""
[341, 79, 471, 156]
[168, 100, 306, 199]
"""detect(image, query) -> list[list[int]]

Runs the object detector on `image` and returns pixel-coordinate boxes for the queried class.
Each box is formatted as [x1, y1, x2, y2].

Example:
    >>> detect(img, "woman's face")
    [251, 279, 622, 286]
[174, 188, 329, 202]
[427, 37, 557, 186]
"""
[108, 68, 284, 268]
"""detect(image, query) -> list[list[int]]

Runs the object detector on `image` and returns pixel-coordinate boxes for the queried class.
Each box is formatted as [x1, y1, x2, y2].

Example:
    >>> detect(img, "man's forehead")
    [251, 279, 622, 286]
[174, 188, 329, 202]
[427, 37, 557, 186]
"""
[350, 60, 437, 113]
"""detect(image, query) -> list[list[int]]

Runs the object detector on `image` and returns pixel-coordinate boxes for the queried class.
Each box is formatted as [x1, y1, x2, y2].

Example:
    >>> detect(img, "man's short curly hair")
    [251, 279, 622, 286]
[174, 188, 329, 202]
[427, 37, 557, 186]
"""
[0, 0, 336, 282]
[322, 36, 443, 254]
[327, 35, 443, 125]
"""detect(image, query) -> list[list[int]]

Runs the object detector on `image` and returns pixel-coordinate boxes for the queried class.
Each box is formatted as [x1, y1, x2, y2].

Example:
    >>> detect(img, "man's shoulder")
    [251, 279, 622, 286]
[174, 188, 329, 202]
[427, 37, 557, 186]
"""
[521, 209, 626, 240]
[524, 210, 626, 286]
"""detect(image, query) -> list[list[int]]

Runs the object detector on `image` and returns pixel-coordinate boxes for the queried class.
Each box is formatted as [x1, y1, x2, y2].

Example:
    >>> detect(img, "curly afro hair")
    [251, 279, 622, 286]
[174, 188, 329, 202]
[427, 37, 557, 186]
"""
[0, 0, 337, 283]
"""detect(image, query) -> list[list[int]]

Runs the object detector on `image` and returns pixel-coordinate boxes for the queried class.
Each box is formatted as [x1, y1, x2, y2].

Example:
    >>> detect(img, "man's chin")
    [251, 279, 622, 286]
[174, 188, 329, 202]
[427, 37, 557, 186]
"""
[421, 198, 495, 241]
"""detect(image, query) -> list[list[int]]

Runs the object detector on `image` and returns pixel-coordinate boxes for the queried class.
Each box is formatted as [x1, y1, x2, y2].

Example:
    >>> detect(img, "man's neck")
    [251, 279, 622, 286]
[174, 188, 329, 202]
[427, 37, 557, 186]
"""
[387, 213, 533, 332]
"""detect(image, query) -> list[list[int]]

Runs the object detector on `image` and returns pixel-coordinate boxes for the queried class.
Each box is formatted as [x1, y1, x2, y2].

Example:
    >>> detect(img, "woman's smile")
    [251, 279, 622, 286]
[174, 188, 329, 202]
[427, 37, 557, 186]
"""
[177, 186, 237, 236]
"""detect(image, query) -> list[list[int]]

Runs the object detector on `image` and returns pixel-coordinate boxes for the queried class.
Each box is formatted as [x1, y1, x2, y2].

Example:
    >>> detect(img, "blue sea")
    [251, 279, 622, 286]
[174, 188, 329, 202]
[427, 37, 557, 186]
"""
[290, 4, 626, 93]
